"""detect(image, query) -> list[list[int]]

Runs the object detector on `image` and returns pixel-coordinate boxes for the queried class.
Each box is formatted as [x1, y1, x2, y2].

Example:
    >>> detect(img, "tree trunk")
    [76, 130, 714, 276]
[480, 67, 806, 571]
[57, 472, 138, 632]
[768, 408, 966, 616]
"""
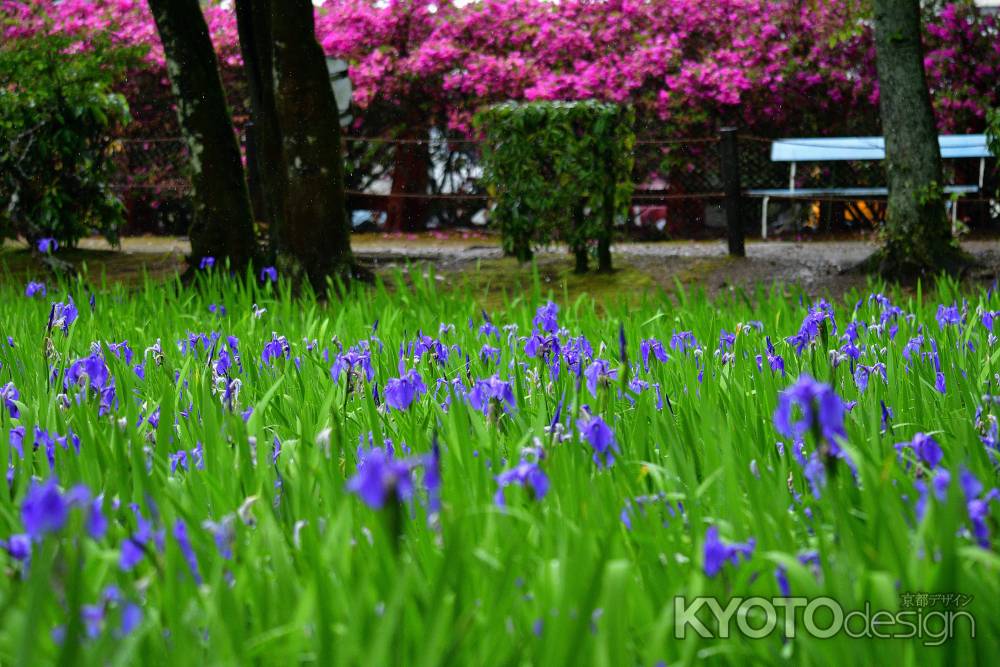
[269, 0, 353, 289]
[572, 202, 587, 273]
[385, 125, 431, 232]
[873, 0, 963, 276]
[597, 152, 614, 273]
[147, 0, 256, 271]
[235, 0, 285, 254]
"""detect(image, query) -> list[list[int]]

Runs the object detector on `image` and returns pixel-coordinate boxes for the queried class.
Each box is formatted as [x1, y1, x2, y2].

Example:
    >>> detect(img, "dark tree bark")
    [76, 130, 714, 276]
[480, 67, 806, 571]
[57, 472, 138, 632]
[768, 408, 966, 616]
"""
[873, 0, 964, 276]
[268, 0, 353, 289]
[234, 0, 285, 252]
[147, 0, 256, 271]
[385, 123, 431, 232]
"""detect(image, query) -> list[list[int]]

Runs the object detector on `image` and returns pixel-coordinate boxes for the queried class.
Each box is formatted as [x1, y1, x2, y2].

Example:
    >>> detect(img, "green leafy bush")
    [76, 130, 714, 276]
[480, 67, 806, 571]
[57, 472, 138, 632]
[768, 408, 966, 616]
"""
[0, 30, 140, 248]
[476, 101, 634, 271]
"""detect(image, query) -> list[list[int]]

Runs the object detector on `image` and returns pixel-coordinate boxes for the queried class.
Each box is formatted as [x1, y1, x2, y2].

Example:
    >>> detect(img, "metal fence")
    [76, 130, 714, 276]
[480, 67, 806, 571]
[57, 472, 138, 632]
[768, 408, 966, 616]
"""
[110, 131, 997, 239]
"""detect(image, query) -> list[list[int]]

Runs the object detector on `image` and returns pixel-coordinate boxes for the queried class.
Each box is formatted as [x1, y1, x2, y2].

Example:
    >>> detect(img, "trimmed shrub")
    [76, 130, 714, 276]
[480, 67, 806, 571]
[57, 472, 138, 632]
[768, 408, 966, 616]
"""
[0, 31, 140, 248]
[477, 101, 634, 271]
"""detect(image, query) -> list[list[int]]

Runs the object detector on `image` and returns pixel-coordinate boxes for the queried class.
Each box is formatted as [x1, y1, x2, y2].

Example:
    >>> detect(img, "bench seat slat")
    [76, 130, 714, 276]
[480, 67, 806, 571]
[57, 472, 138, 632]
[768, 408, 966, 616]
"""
[747, 184, 979, 197]
[769, 135, 989, 161]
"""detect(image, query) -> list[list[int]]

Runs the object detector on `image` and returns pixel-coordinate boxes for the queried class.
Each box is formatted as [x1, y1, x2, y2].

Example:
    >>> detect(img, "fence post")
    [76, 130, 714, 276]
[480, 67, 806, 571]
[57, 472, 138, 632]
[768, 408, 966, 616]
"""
[719, 127, 745, 257]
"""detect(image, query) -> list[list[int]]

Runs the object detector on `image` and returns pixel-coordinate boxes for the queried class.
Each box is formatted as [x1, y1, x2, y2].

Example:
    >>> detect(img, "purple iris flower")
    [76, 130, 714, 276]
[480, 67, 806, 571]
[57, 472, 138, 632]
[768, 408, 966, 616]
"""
[330, 346, 375, 384]
[853, 363, 886, 394]
[959, 468, 1000, 548]
[9, 426, 25, 459]
[37, 237, 58, 254]
[0, 534, 31, 563]
[761, 336, 785, 376]
[802, 451, 827, 498]
[48, 298, 78, 333]
[480, 344, 501, 365]
[346, 446, 415, 509]
[584, 359, 618, 398]
[81, 604, 105, 638]
[914, 468, 951, 521]
[261, 333, 290, 366]
[718, 329, 736, 352]
[559, 335, 592, 374]
[618, 323, 628, 363]
[1, 382, 19, 418]
[260, 266, 278, 283]
[53, 486, 106, 540]
[202, 515, 235, 560]
[65, 353, 111, 393]
[786, 301, 837, 354]
[466, 375, 516, 416]
[927, 336, 938, 361]
[840, 320, 864, 344]
[172, 520, 203, 585]
[839, 341, 862, 362]
[902, 335, 923, 364]
[640, 339, 669, 372]
[215, 347, 232, 377]
[775, 551, 821, 596]
[524, 331, 560, 361]
[85, 495, 108, 540]
[24, 282, 46, 298]
[895, 432, 943, 469]
[108, 340, 133, 365]
[21, 477, 68, 539]
[169, 449, 190, 474]
[120, 504, 163, 571]
[494, 459, 549, 507]
[880, 400, 894, 432]
[119, 603, 142, 636]
[669, 331, 699, 354]
[199, 256, 215, 270]
[533, 302, 559, 334]
[478, 311, 500, 339]
[384, 370, 427, 411]
[935, 304, 962, 330]
[424, 438, 443, 513]
[409, 333, 451, 366]
[773, 374, 847, 447]
[703, 526, 755, 577]
[578, 414, 619, 468]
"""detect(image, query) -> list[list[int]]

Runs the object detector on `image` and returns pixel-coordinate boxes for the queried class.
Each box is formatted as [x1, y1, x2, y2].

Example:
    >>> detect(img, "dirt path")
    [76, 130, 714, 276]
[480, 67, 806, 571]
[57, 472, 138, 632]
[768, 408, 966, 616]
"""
[6, 234, 1000, 300]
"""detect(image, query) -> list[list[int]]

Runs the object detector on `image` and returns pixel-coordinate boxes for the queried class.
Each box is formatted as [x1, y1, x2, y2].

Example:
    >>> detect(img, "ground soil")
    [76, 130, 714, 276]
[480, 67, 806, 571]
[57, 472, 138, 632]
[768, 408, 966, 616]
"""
[4, 233, 1000, 305]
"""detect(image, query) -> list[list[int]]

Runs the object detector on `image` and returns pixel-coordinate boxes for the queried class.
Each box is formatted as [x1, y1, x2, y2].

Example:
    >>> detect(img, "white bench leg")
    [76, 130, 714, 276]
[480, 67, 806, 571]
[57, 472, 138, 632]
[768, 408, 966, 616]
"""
[761, 196, 769, 240]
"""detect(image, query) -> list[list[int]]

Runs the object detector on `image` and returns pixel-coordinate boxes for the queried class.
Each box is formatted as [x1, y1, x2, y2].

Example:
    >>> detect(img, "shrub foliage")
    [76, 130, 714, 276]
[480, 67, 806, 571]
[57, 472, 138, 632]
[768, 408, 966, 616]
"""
[477, 101, 634, 269]
[0, 31, 139, 247]
[987, 108, 1000, 200]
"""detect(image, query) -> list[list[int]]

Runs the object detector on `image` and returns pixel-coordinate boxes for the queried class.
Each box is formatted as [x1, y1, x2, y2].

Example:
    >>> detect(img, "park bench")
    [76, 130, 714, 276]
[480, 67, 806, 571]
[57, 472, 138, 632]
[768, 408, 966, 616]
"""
[747, 135, 991, 238]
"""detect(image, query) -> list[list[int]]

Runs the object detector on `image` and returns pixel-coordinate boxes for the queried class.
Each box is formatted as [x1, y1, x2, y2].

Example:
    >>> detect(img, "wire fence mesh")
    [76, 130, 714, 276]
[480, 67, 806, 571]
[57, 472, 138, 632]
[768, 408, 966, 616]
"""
[109, 131, 997, 239]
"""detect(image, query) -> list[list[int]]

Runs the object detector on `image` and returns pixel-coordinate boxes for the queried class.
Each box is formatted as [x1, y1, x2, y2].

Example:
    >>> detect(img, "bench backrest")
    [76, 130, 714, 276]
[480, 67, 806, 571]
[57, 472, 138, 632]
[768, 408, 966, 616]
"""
[770, 135, 990, 162]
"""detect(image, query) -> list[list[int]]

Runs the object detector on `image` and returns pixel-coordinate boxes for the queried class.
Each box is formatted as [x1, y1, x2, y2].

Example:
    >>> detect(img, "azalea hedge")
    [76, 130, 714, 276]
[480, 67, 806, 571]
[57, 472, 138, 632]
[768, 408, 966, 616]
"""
[4, 0, 997, 137]
[477, 101, 634, 268]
